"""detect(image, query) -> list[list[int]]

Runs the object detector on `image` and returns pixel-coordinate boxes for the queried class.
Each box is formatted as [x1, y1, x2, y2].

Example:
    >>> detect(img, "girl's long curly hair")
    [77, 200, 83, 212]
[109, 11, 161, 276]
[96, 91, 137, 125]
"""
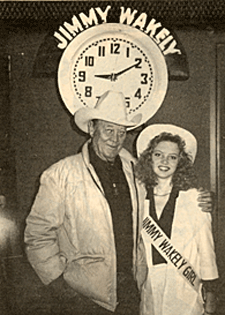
[135, 132, 198, 191]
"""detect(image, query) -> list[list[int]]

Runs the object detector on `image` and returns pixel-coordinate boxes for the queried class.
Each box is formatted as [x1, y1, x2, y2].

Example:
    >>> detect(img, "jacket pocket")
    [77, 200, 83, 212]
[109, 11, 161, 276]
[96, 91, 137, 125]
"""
[63, 256, 115, 307]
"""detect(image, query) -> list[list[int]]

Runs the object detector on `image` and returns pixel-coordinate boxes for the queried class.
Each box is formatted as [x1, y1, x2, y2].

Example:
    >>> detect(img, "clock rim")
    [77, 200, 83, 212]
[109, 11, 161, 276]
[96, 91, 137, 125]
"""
[58, 23, 168, 130]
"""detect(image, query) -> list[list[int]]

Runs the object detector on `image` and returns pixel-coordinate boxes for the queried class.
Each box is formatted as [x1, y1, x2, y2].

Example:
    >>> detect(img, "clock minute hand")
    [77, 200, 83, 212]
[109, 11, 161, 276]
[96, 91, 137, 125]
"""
[94, 61, 139, 81]
[114, 61, 139, 78]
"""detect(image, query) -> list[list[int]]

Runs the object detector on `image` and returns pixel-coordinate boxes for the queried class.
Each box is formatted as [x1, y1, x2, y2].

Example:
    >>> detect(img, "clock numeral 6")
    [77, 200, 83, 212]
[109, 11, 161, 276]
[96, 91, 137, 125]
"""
[78, 71, 86, 82]
[85, 86, 92, 97]
[85, 56, 94, 67]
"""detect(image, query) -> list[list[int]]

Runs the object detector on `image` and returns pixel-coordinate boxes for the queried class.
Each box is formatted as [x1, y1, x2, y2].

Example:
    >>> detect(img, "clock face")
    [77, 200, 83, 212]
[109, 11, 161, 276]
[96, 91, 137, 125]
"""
[58, 23, 168, 129]
[72, 36, 153, 115]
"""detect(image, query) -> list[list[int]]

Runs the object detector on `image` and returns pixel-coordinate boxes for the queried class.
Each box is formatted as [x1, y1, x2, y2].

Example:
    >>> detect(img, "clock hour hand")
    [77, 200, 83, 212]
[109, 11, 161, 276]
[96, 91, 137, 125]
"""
[95, 74, 112, 80]
[94, 73, 117, 81]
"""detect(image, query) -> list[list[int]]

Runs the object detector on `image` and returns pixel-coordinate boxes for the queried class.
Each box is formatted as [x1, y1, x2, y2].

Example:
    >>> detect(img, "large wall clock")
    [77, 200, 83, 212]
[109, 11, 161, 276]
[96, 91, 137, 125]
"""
[58, 23, 168, 129]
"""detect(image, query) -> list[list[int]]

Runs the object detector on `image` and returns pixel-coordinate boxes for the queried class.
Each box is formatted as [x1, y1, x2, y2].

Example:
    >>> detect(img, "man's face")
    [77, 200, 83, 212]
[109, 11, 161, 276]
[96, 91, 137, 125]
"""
[89, 120, 127, 163]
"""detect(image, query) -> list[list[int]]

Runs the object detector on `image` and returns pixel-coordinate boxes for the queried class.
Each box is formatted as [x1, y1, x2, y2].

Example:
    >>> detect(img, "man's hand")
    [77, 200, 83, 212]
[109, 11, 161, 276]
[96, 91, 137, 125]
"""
[49, 274, 77, 300]
[203, 292, 217, 315]
[197, 188, 213, 212]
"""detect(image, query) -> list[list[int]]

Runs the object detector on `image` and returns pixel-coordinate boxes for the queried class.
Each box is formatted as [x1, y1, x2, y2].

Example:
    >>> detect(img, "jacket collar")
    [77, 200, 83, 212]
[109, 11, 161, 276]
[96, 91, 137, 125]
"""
[81, 139, 136, 194]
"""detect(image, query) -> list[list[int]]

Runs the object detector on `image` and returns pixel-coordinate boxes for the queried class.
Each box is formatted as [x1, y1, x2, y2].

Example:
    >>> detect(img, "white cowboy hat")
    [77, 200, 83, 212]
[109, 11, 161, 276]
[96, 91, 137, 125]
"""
[136, 124, 197, 161]
[74, 90, 142, 133]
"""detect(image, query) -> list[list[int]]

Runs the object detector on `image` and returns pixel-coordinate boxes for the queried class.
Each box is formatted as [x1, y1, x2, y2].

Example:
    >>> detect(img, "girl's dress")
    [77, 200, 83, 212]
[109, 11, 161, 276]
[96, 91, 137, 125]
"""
[140, 188, 218, 315]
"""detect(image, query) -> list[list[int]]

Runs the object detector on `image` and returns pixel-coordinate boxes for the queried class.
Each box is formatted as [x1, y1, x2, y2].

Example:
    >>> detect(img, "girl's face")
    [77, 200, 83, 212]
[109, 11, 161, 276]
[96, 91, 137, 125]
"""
[151, 141, 180, 180]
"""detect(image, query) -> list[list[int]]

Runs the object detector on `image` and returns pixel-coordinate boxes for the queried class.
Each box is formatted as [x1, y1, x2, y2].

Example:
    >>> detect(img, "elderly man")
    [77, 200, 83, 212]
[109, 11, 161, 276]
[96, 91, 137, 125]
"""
[24, 90, 212, 315]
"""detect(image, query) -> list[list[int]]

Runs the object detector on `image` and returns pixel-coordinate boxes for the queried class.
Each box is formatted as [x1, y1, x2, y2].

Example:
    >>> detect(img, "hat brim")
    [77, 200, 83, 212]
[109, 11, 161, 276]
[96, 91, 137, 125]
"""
[75, 107, 142, 133]
[136, 124, 197, 161]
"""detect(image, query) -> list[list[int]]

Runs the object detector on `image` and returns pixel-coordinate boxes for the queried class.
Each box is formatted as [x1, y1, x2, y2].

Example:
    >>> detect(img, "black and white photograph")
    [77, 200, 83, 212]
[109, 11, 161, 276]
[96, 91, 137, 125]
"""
[0, 1, 224, 314]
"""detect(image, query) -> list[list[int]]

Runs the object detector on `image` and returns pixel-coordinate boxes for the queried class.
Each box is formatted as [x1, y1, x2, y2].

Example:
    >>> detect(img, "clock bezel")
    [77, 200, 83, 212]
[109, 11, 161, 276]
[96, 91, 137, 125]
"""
[58, 23, 168, 130]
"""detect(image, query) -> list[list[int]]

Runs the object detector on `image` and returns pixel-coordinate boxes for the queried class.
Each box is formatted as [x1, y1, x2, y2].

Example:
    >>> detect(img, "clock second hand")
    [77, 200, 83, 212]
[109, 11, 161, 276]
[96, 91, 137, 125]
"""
[94, 61, 139, 82]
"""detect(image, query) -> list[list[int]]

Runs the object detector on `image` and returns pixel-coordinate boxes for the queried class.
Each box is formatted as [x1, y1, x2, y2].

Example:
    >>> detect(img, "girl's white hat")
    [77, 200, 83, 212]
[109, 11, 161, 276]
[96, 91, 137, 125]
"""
[136, 124, 197, 161]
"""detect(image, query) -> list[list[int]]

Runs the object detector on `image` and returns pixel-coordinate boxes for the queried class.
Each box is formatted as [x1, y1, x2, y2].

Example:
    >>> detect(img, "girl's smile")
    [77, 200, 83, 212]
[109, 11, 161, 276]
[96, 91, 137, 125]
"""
[152, 141, 180, 180]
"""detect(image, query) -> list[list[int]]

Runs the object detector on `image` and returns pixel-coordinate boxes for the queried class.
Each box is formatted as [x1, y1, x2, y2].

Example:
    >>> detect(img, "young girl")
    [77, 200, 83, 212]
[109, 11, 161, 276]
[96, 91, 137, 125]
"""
[135, 124, 218, 315]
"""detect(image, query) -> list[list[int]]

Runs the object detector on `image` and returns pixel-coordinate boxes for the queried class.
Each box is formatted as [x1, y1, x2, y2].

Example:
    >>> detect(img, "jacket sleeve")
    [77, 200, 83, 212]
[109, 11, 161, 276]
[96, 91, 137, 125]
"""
[24, 166, 67, 285]
[195, 192, 219, 281]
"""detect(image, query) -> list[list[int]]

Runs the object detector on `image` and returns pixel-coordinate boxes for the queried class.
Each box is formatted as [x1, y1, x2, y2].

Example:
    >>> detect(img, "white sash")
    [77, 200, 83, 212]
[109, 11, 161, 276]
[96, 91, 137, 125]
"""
[142, 204, 201, 293]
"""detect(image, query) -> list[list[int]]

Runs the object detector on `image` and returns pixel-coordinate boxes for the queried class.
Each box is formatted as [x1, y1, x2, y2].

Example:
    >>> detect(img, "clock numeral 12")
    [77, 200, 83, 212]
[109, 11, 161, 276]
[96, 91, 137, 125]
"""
[110, 43, 120, 54]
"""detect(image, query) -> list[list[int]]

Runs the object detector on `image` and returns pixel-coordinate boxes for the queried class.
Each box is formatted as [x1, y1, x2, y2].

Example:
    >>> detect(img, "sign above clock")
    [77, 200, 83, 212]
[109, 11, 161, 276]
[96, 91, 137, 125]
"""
[54, 6, 181, 56]
[56, 5, 188, 130]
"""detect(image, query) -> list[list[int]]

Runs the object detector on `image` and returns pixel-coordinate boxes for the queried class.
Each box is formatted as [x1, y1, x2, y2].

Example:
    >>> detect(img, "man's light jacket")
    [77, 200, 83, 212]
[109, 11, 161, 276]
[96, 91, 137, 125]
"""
[24, 141, 147, 311]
